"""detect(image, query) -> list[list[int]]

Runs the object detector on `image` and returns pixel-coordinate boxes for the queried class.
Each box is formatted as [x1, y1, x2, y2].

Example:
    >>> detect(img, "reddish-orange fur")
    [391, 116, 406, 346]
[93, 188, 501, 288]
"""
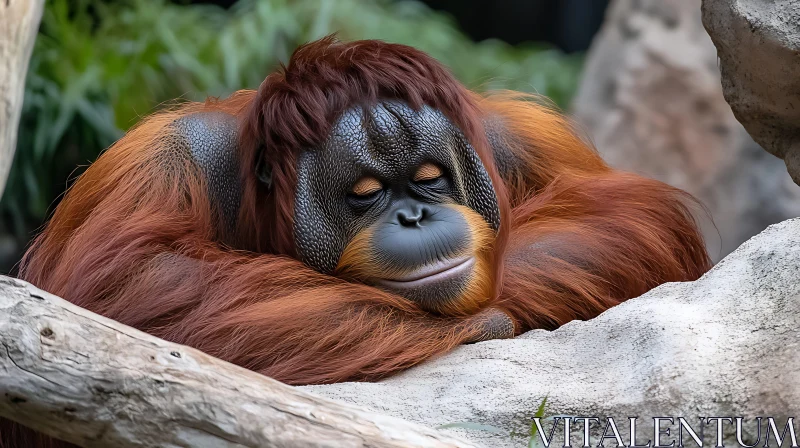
[480, 92, 709, 327]
[1, 39, 710, 447]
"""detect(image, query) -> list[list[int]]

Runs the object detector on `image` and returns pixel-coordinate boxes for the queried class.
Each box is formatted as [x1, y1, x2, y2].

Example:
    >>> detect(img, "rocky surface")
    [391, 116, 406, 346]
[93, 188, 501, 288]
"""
[702, 0, 800, 186]
[304, 218, 800, 448]
[571, 0, 800, 261]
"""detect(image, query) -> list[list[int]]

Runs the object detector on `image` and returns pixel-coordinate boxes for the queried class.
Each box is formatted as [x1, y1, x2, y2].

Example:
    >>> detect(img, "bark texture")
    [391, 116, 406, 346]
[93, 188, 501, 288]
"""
[0, 276, 473, 448]
[0, 0, 44, 197]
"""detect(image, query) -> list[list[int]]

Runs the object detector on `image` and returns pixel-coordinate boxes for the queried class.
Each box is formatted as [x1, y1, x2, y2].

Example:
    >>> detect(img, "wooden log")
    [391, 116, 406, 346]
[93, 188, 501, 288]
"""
[0, 0, 44, 197]
[0, 276, 474, 447]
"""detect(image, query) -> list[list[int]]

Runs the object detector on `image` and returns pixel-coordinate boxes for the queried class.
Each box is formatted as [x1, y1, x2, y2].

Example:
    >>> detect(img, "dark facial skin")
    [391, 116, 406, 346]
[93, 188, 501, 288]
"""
[293, 101, 500, 311]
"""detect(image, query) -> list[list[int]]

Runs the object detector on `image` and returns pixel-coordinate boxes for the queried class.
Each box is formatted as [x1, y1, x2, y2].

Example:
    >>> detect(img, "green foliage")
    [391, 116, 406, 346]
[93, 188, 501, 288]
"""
[4, 0, 583, 252]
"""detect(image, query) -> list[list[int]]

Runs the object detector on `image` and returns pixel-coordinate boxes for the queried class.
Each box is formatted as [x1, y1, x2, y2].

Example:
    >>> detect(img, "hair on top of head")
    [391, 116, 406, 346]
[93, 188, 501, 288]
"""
[243, 35, 484, 155]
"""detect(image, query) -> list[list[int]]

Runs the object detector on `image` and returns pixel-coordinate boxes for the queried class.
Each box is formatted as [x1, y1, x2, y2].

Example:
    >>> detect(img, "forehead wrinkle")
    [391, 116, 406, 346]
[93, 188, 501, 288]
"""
[416, 104, 456, 136]
[323, 108, 372, 170]
[329, 107, 366, 149]
[313, 133, 384, 189]
[318, 101, 469, 181]
[367, 103, 406, 139]
[363, 103, 414, 166]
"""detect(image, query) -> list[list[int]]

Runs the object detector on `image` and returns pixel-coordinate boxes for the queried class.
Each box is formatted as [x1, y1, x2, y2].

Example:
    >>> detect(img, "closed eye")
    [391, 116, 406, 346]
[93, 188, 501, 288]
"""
[413, 162, 443, 183]
[351, 176, 383, 198]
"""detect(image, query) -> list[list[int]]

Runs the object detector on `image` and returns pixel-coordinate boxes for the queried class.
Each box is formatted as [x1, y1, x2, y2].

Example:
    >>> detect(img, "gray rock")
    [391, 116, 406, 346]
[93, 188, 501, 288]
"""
[702, 0, 800, 186]
[303, 218, 800, 448]
[572, 0, 800, 261]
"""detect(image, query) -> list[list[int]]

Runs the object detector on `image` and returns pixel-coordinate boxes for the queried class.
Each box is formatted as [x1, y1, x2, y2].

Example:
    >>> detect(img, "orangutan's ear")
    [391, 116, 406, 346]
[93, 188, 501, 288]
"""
[255, 149, 273, 190]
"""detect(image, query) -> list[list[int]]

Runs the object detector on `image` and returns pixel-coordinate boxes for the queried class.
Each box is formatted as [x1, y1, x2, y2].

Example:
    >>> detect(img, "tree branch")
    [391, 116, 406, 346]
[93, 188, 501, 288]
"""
[0, 0, 44, 197]
[0, 276, 473, 447]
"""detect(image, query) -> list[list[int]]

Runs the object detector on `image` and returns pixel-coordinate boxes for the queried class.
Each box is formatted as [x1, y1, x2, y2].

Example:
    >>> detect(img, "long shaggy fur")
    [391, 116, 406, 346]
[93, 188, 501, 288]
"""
[2, 38, 710, 447]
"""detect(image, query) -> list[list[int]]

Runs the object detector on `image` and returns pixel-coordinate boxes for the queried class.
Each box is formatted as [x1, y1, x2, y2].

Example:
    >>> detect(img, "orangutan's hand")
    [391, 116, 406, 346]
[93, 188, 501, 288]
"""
[464, 307, 516, 343]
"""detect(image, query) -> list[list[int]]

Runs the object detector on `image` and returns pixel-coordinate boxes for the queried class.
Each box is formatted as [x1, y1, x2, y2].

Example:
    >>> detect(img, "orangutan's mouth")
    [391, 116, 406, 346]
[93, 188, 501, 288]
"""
[375, 256, 475, 289]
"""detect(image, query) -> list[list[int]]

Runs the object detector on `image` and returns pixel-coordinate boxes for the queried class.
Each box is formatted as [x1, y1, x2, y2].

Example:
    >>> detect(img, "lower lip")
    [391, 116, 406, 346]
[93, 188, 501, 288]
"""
[376, 257, 475, 289]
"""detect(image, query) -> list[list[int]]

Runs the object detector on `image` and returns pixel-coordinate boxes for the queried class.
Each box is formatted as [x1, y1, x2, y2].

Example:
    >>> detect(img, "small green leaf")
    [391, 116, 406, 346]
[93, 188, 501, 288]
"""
[529, 396, 549, 448]
[534, 396, 548, 419]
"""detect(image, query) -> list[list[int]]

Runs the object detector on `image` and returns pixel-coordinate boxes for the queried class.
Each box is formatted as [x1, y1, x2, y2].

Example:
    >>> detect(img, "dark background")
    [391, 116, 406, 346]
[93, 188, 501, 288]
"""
[419, 0, 610, 53]
[180, 0, 611, 52]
